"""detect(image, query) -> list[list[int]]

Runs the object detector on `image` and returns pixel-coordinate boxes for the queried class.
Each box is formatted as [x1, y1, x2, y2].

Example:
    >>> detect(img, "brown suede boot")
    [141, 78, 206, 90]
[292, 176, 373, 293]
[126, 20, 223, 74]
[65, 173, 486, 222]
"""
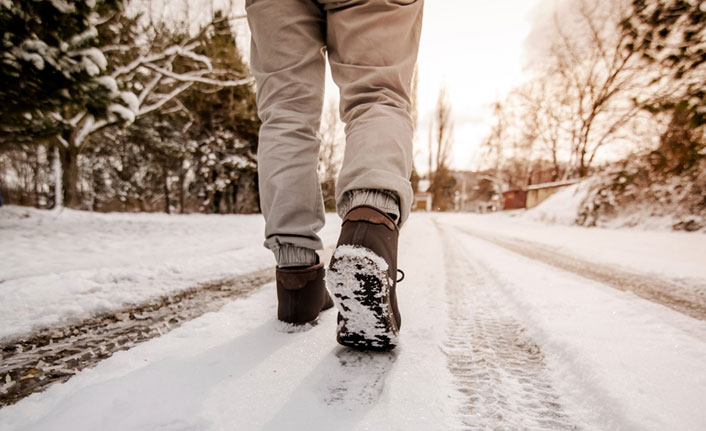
[326, 205, 402, 350]
[276, 262, 334, 326]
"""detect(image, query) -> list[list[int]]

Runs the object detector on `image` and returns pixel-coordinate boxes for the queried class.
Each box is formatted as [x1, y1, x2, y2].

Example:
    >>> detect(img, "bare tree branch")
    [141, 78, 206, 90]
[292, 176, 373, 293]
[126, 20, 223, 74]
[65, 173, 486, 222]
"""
[142, 63, 254, 87]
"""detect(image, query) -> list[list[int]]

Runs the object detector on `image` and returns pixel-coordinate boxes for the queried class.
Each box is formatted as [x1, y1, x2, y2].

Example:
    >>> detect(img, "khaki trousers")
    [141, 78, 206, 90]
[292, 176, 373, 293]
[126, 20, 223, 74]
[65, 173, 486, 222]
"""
[246, 0, 423, 254]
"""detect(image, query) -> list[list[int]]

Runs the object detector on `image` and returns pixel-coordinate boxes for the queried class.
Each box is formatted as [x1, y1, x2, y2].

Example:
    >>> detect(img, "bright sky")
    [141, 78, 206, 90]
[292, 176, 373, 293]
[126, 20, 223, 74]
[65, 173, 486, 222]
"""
[170, 0, 551, 174]
[413, 0, 547, 173]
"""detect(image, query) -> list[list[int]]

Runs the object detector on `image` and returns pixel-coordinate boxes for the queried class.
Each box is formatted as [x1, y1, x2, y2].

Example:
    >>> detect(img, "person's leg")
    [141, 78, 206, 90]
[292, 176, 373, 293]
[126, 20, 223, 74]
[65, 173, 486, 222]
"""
[247, 0, 327, 267]
[247, 0, 334, 326]
[323, 0, 424, 226]
[322, 0, 424, 349]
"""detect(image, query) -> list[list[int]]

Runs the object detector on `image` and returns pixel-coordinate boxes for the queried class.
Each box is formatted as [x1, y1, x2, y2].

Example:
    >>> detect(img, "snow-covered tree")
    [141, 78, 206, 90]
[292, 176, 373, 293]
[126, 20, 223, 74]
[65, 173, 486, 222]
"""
[56, 9, 253, 208]
[178, 12, 260, 214]
[0, 0, 127, 146]
[80, 11, 259, 214]
[623, 0, 706, 128]
[1, 3, 259, 212]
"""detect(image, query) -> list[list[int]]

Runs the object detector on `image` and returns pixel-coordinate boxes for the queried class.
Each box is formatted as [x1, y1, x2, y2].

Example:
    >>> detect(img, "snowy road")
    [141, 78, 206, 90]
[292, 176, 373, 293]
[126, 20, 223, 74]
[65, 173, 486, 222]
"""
[0, 268, 276, 406]
[437, 221, 579, 430]
[1, 209, 706, 430]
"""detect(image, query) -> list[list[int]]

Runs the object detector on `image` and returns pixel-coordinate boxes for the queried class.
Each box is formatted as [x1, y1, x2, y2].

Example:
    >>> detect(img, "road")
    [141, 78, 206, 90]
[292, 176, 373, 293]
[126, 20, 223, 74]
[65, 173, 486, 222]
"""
[1, 212, 705, 430]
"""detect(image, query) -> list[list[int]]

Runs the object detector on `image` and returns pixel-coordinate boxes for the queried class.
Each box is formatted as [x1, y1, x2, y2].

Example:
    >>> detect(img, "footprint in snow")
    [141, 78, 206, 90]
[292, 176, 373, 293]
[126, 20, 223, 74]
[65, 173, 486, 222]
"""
[321, 347, 397, 409]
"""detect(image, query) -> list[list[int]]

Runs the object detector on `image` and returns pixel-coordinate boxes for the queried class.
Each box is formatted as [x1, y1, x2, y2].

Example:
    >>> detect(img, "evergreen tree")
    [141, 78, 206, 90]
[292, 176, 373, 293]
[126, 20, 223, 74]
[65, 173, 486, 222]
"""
[86, 12, 260, 214]
[180, 12, 260, 214]
[0, 0, 127, 146]
[42, 7, 252, 209]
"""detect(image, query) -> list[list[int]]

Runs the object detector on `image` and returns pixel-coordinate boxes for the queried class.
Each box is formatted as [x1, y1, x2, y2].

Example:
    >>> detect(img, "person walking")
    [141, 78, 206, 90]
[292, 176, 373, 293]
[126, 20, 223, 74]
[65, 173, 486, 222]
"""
[246, 0, 423, 350]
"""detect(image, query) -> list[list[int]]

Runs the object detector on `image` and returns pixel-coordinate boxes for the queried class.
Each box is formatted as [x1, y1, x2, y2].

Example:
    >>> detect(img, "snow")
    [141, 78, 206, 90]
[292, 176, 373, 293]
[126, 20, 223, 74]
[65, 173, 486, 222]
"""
[119, 91, 139, 113]
[16, 51, 44, 70]
[0, 206, 341, 341]
[95, 76, 118, 97]
[0, 288, 452, 430]
[332, 244, 389, 272]
[49, 0, 76, 14]
[68, 27, 99, 48]
[523, 181, 589, 225]
[15, 40, 51, 71]
[77, 48, 107, 76]
[108, 103, 135, 124]
[177, 48, 212, 70]
[1, 209, 706, 430]
[327, 245, 396, 349]
[221, 154, 256, 169]
[442, 212, 706, 281]
[0, 212, 454, 430]
[449, 224, 706, 431]
[526, 178, 579, 190]
[519, 174, 706, 232]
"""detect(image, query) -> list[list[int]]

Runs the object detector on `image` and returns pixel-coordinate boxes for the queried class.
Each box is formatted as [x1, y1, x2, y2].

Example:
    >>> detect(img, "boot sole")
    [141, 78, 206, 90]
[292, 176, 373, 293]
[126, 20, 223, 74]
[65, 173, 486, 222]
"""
[326, 245, 399, 351]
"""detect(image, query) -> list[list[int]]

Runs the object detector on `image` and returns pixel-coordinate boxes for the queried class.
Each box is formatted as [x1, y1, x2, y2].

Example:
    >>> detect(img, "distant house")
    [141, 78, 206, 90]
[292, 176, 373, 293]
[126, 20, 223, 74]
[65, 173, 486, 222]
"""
[502, 189, 527, 210]
[500, 179, 580, 211]
[413, 179, 432, 211]
[526, 179, 580, 209]
[414, 192, 432, 211]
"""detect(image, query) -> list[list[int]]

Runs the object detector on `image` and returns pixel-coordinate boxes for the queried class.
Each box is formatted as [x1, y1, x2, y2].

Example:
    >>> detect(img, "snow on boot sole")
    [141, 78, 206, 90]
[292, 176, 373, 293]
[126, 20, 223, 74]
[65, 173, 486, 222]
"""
[326, 245, 399, 351]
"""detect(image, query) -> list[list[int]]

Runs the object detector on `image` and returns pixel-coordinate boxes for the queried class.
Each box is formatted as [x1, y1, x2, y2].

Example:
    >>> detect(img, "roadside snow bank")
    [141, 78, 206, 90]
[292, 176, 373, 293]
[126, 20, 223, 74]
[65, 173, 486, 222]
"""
[523, 181, 591, 225]
[519, 164, 706, 233]
[577, 158, 706, 232]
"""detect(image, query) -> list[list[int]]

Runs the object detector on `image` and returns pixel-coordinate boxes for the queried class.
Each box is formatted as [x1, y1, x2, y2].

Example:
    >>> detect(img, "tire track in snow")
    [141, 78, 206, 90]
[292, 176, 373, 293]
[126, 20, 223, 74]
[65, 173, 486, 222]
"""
[436, 221, 580, 430]
[457, 227, 706, 322]
[0, 268, 274, 408]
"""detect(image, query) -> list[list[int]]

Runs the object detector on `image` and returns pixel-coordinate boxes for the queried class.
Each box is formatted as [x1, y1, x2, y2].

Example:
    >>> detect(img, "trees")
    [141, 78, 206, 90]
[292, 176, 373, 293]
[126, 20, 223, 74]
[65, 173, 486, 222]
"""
[317, 99, 344, 211]
[515, 78, 568, 181]
[546, 0, 646, 177]
[0, 0, 127, 146]
[1, 3, 255, 208]
[178, 12, 260, 214]
[55, 12, 254, 208]
[505, 0, 706, 229]
[623, 0, 706, 128]
[427, 86, 457, 210]
[1, 0, 129, 207]
[479, 96, 540, 194]
[480, 0, 660, 184]
[84, 11, 260, 214]
[1, 4, 260, 214]
[622, 0, 706, 172]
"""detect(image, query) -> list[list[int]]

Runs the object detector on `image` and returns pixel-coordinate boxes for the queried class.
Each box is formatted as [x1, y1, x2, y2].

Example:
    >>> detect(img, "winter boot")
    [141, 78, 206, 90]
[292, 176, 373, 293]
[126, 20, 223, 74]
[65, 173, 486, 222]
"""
[326, 205, 402, 350]
[276, 261, 334, 326]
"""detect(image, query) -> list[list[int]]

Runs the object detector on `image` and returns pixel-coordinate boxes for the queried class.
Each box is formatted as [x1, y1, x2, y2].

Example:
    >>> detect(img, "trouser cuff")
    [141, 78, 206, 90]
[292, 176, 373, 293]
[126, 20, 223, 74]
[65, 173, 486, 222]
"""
[276, 243, 319, 268]
[338, 189, 401, 224]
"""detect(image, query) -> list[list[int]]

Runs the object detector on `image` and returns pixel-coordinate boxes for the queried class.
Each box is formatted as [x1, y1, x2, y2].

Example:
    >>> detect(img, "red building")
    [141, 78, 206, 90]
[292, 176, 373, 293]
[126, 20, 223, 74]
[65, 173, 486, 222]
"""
[502, 189, 528, 210]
